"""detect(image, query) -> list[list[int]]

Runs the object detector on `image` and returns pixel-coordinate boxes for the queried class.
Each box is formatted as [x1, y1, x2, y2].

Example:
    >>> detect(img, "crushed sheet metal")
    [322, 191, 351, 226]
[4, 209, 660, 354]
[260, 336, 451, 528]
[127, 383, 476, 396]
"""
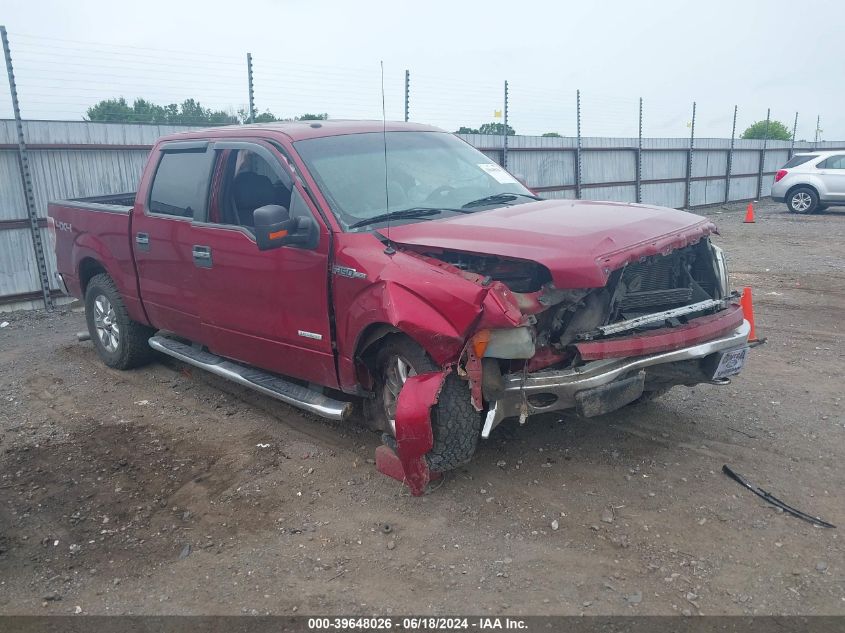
[722, 465, 835, 528]
[376, 370, 448, 496]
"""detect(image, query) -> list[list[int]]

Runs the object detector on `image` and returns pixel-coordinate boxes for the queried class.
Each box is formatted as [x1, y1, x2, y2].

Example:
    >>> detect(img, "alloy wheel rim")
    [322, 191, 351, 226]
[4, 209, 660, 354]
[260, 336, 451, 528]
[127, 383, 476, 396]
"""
[93, 294, 119, 353]
[383, 355, 415, 434]
[792, 192, 811, 212]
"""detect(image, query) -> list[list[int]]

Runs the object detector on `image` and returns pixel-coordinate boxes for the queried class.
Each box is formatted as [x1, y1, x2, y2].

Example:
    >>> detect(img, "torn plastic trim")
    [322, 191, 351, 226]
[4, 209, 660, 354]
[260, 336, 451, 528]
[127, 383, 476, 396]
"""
[375, 369, 448, 496]
[581, 297, 733, 339]
[574, 303, 745, 361]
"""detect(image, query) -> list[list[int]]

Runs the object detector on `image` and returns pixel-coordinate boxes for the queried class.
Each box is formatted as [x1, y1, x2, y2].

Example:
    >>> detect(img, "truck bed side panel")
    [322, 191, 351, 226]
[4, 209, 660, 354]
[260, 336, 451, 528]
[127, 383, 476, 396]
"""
[48, 201, 149, 325]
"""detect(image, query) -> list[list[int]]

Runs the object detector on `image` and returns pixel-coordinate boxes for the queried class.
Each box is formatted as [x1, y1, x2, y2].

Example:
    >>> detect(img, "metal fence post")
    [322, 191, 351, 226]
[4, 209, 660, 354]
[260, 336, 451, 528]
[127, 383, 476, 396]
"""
[502, 80, 509, 169]
[246, 52, 255, 123]
[790, 112, 798, 159]
[1, 25, 53, 310]
[636, 97, 643, 203]
[757, 108, 770, 200]
[725, 105, 737, 203]
[684, 101, 696, 209]
[575, 89, 582, 200]
[404, 69, 410, 122]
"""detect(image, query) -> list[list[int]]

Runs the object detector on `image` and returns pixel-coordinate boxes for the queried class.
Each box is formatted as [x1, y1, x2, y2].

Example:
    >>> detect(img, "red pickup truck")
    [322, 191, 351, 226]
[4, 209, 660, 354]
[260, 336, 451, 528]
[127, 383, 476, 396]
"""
[49, 121, 751, 495]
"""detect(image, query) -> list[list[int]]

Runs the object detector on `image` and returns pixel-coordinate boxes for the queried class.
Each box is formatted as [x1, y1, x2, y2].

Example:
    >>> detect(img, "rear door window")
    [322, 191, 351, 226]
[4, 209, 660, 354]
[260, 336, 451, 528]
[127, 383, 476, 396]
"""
[149, 150, 214, 218]
[783, 155, 817, 168]
[817, 155, 845, 169]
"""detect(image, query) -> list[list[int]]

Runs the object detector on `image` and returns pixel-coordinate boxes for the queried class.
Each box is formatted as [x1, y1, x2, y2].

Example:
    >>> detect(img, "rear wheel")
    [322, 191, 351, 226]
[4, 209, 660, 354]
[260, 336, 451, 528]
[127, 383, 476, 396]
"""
[85, 273, 155, 369]
[787, 187, 818, 214]
[367, 336, 482, 472]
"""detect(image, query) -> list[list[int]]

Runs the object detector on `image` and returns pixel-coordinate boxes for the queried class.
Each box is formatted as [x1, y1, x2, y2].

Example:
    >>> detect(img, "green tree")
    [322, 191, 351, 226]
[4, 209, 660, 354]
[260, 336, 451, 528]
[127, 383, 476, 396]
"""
[86, 97, 238, 125]
[253, 110, 280, 123]
[478, 122, 516, 136]
[455, 122, 516, 135]
[542, 132, 562, 137]
[85, 97, 135, 122]
[740, 119, 792, 141]
[238, 109, 327, 123]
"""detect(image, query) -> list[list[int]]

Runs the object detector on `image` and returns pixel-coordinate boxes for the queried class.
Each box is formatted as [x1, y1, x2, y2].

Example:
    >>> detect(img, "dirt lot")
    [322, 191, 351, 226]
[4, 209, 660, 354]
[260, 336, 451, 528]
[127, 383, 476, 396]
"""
[1, 199, 843, 616]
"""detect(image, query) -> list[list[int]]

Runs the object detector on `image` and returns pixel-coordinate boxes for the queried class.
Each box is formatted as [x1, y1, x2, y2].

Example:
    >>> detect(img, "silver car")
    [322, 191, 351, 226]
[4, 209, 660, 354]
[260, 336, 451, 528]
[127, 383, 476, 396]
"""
[771, 150, 845, 214]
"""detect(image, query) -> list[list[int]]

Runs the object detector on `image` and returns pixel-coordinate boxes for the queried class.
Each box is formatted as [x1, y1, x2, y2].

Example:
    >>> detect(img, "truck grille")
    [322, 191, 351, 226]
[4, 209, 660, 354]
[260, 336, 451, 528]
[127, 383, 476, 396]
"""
[620, 255, 691, 311]
[621, 288, 693, 310]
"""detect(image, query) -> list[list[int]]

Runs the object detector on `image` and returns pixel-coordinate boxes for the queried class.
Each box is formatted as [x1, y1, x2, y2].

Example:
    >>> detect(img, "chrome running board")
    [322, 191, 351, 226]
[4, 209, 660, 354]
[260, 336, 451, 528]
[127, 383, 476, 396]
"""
[148, 336, 352, 421]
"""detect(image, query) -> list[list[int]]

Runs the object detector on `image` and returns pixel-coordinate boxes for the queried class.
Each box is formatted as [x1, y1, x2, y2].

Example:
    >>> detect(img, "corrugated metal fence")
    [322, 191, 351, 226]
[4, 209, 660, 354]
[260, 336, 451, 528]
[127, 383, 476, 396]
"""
[2, 119, 844, 311]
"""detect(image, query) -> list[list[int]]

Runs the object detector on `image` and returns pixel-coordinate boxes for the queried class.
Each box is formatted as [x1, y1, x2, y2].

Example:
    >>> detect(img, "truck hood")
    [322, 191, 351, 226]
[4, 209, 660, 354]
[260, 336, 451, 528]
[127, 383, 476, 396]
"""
[384, 199, 718, 288]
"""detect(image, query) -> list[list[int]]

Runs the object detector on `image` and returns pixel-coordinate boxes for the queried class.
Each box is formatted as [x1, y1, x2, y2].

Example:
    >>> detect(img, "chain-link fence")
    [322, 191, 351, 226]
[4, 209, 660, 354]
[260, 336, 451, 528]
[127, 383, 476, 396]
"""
[1, 27, 843, 310]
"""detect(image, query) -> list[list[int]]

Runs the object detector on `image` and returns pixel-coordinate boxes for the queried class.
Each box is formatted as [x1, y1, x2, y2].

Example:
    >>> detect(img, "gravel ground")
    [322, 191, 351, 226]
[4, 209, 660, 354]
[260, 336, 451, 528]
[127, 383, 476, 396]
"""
[0, 198, 843, 616]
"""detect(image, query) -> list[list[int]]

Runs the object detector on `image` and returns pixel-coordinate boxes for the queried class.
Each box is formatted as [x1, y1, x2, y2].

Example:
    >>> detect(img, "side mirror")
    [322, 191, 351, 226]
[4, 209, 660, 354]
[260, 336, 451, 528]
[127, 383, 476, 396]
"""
[254, 204, 318, 251]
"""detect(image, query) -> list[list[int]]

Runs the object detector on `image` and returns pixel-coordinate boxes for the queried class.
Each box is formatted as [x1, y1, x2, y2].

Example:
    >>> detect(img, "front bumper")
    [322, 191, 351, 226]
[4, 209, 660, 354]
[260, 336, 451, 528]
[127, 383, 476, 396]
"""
[772, 196, 785, 203]
[481, 320, 751, 437]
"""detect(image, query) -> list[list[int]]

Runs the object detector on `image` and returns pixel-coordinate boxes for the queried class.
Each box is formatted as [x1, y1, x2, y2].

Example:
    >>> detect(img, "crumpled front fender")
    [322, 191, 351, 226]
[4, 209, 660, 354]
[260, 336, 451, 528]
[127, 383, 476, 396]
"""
[375, 370, 448, 496]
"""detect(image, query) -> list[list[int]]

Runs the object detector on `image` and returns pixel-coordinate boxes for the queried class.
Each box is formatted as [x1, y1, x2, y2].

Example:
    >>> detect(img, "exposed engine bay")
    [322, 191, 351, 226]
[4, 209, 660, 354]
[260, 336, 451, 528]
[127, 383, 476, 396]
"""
[423, 237, 729, 366]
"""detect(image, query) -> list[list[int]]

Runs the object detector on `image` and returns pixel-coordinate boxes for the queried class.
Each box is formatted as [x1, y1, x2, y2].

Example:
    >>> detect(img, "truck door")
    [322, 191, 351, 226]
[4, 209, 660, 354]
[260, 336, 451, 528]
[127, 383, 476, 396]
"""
[132, 141, 214, 343]
[190, 140, 337, 388]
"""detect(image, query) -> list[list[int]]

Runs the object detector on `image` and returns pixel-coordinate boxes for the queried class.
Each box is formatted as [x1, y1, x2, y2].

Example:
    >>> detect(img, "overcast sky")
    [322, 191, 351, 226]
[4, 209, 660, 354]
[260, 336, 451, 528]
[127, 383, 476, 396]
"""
[2, 0, 843, 139]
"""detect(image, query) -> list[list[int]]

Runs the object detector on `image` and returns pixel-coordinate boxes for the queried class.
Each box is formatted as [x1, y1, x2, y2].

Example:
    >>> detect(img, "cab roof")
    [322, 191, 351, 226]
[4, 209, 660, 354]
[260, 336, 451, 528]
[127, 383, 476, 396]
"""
[158, 120, 445, 144]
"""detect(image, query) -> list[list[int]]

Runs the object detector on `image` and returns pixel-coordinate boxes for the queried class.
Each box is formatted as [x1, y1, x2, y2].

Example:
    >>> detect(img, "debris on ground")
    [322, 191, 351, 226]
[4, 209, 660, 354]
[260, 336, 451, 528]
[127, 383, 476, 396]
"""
[722, 465, 836, 528]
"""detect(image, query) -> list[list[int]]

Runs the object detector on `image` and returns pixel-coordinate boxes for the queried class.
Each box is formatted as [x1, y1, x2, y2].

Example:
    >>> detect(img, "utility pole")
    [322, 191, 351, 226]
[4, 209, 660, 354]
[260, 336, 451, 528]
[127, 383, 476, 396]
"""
[1, 25, 53, 310]
[636, 97, 643, 203]
[685, 101, 696, 209]
[246, 53, 255, 123]
[725, 105, 737, 203]
[757, 108, 770, 200]
[404, 69, 410, 122]
[575, 89, 582, 199]
[502, 80, 509, 169]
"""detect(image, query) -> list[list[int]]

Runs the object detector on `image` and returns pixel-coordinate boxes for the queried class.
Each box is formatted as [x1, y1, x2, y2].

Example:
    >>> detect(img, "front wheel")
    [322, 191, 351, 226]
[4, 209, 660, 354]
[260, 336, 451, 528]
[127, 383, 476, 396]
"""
[85, 273, 155, 369]
[787, 187, 818, 214]
[367, 336, 482, 472]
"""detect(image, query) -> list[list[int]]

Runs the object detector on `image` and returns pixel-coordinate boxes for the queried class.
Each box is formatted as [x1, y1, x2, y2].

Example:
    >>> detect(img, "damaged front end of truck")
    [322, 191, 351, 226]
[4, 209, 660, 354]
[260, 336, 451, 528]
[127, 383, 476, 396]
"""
[379, 231, 751, 494]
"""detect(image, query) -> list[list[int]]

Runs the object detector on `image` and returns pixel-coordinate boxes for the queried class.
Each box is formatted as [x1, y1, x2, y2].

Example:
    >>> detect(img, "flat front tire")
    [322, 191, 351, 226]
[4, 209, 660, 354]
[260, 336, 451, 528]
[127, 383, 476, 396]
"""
[84, 273, 155, 369]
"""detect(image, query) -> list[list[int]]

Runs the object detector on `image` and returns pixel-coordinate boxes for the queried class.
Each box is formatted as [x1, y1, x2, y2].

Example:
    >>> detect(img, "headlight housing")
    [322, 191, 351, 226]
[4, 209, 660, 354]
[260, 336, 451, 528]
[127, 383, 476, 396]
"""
[711, 244, 730, 298]
[473, 327, 535, 359]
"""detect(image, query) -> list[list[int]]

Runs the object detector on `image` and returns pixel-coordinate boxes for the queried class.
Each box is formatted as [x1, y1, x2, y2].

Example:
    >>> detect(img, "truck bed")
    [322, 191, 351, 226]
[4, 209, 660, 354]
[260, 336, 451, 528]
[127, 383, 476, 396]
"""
[48, 192, 147, 323]
[52, 192, 136, 213]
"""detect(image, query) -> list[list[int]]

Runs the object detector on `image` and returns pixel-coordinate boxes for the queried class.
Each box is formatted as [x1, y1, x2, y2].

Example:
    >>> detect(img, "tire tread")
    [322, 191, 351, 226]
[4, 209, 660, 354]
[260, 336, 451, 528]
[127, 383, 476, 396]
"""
[85, 273, 154, 370]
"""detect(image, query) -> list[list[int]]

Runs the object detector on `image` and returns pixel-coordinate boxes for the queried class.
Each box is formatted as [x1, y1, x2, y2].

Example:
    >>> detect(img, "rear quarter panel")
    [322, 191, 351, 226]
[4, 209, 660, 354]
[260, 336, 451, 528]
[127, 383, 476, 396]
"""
[48, 202, 148, 324]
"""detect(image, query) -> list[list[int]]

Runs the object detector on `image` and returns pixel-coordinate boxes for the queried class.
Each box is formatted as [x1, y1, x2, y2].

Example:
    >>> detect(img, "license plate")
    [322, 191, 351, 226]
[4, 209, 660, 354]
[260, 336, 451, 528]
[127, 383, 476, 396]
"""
[712, 347, 749, 380]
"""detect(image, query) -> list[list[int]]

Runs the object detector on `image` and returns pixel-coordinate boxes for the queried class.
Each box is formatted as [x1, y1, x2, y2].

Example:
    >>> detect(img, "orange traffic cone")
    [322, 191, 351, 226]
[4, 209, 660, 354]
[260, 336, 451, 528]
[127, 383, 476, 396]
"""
[743, 202, 755, 223]
[740, 287, 757, 341]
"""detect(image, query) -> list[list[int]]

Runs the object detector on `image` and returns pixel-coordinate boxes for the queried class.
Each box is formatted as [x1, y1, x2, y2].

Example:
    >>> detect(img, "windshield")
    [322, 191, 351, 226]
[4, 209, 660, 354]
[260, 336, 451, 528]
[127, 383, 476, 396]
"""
[294, 131, 536, 231]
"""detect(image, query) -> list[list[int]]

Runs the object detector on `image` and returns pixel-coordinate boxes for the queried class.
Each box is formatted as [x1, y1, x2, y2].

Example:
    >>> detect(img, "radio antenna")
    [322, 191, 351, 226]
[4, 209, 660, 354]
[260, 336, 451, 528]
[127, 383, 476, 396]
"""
[380, 60, 395, 255]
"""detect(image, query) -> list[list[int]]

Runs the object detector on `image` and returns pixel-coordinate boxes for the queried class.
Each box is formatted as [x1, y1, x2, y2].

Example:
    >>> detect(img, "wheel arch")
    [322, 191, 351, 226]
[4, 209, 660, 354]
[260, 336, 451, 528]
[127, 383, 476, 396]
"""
[355, 322, 403, 367]
[78, 257, 108, 295]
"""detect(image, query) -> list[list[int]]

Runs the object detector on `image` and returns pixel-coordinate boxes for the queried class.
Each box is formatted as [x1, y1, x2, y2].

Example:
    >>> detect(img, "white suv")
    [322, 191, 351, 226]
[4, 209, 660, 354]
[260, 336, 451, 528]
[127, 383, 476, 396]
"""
[771, 151, 845, 214]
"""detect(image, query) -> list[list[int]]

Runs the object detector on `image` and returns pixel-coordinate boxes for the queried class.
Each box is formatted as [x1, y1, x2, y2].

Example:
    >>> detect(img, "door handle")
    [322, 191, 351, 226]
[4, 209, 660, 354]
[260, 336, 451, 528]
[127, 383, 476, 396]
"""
[192, 245, 212, 268]
[135, 232, 150, 252]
